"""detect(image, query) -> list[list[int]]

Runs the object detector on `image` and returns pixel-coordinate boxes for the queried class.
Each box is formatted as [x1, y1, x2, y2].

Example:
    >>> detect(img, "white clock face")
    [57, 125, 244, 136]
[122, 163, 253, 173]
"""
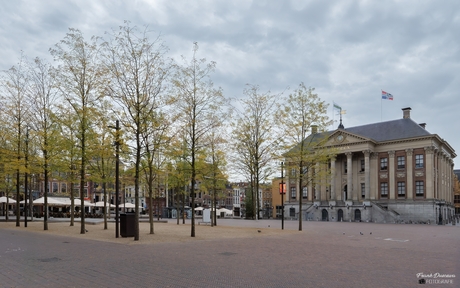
[337, 135, 343, 141]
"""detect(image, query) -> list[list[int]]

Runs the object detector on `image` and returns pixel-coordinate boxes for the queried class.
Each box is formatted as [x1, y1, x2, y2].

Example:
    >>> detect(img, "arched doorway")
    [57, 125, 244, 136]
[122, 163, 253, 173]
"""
[321, 209, 328, 221]
[337, 209, 343, 222]
[354, 209, 361, 222]
[343, 185, 348, 201]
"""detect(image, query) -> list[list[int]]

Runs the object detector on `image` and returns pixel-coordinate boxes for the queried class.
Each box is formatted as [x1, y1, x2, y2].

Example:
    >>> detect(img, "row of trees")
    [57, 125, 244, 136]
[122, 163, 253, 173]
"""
[0, 23, 334, 239]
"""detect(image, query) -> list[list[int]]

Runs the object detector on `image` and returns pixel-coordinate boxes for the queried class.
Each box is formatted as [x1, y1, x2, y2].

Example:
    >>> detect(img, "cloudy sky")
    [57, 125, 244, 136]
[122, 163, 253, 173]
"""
[1, 0, 459, 167]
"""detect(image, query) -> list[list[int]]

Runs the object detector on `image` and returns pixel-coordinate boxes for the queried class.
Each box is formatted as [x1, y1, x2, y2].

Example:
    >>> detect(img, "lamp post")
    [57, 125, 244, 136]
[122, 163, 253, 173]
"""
[24, 127, 29, 227]
[280, 162, 285, 230]
[109, 120, 120, 238]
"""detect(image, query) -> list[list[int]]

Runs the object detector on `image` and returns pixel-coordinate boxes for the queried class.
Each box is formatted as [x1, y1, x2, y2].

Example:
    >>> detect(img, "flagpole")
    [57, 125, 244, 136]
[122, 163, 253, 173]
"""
[381, 89, 382, 121]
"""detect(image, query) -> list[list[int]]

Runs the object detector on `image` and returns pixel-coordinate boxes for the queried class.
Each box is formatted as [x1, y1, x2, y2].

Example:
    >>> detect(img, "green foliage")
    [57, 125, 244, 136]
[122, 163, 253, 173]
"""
[278, 83, 336, 230]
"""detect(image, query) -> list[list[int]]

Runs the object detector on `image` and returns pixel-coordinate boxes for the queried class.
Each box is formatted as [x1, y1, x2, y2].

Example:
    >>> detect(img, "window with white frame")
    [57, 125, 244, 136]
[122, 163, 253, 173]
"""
[415, 154, 424, 169]
[290, 187, 296, 199]
[397, 156, 405, 169]
[397, 182, 405, 197]
[380, 182, 388, 197]
[302, 187, 307, 198]
[415, 181, 424, 196]
[380, 158, 388, 171]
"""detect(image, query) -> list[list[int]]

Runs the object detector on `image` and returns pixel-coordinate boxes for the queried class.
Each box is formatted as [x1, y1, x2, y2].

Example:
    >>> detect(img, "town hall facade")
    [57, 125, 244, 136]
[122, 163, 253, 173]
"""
[284, 108, 456, 224]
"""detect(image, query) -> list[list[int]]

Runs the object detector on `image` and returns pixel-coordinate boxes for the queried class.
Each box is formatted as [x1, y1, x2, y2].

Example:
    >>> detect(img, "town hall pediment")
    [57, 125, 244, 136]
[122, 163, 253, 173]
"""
[326, 131, 372, 146]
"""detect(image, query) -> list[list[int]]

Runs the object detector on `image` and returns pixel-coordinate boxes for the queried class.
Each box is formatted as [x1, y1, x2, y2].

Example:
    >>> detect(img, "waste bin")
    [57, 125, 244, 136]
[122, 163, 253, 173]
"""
[120, 213, 135, 237]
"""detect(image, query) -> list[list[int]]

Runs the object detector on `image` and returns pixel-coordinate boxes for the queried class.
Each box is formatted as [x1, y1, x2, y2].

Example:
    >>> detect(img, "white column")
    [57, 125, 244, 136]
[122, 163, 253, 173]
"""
[330, 157, 336, 200]
[441, 153, 446, 200]
[370, 152, 379, 200]
[406, 149, 413, 200]
[434, 150, 439, 199]
[425, 146, 435, 199]
[346, 152, 353, 201]
[388, 151, 395, 200]
[363, 150, 371, 200]
[315, 162, 320, 200]
[449, 160, 454, 204]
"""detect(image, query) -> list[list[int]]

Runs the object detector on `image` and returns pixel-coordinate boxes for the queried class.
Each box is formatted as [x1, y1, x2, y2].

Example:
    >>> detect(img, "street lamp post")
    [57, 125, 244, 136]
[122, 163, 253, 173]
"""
[24, 127, 29, 227]
[109, 120, 120, 238]
[280, 162, 285, 230]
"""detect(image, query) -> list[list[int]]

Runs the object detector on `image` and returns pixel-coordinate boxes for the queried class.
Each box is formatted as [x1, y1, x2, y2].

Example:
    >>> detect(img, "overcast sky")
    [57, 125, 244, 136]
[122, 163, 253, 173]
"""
[1, 0, 459, 168]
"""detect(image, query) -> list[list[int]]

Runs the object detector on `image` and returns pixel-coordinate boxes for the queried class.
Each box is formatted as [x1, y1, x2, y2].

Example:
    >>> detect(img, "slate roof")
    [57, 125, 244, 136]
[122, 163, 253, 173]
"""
[295, 116, 433, 152]
[342, 118, 432, 142]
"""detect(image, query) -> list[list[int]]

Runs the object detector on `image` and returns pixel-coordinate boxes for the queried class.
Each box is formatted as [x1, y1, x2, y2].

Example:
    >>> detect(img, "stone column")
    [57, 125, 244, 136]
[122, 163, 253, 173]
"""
[443, 155, 449, 202]
[425, 146, 435, 199]
[330, 157, 336, 200]
[363, 150, 371, 200]
[450, 160, 454, 204]
[315, 162, 320, 200]
[308, 168, 313, 201]
[406, 149, 413, 199]
[438, 152, 446, 199]
[388, 151, 395, 200]
[434, 150, 438, 199]
[346, 152, 353, 201]
[370, 152, 379, 200]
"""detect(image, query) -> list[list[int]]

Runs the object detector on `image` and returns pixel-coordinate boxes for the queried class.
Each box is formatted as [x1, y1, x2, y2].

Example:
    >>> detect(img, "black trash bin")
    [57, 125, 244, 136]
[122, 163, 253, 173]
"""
[120, 213, 135, 237]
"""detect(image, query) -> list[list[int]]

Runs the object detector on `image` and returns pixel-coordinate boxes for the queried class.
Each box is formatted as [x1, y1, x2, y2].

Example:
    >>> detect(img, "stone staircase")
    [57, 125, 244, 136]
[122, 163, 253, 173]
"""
[371, 201, 401, 223]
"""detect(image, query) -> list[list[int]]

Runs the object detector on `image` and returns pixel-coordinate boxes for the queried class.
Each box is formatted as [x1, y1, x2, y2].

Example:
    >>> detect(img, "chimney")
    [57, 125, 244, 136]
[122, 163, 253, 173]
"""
[402, 107, 411, 119]
[419, 123, 426, 129]
[311, 125, 318, 134]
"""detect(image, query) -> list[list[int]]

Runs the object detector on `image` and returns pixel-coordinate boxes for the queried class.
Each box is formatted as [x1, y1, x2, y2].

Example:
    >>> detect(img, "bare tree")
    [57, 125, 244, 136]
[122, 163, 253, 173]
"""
[0, 55, 30, 227]
[230, 85, 279, 219]
[87, 100, 116, 230]
[26, 57, 59, 230]
[172, 42, 225, 237]
[102, 23, 171, 241]
[55, 106, 81, 226]
[202, 128, 228, 227]
[50, 28, 103, 234]
[141, 110, 173, 234]
[277, 83, 334, 231]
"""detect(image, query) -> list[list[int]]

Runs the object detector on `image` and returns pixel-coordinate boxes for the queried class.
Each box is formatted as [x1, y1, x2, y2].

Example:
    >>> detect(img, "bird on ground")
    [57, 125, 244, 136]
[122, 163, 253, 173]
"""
[370, 232, 372, 235]
[257, 230, 261, 233]
[343, 232, 345, 235]
[85, 229, 88, 232]
[360, 232, 363, 235]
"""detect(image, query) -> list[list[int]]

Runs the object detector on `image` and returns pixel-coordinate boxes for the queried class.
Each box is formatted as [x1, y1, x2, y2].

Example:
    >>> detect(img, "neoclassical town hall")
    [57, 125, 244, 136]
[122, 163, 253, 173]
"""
[284, 108, 456, 224]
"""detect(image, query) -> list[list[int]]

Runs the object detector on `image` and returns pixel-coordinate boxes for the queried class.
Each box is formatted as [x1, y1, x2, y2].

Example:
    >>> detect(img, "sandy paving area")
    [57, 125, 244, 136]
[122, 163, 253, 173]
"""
[0, 220, 294, 245]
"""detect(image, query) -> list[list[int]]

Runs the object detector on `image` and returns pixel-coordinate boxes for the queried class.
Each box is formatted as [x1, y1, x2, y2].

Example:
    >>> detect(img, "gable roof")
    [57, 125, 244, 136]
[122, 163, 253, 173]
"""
[342, 118, 432, 142]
